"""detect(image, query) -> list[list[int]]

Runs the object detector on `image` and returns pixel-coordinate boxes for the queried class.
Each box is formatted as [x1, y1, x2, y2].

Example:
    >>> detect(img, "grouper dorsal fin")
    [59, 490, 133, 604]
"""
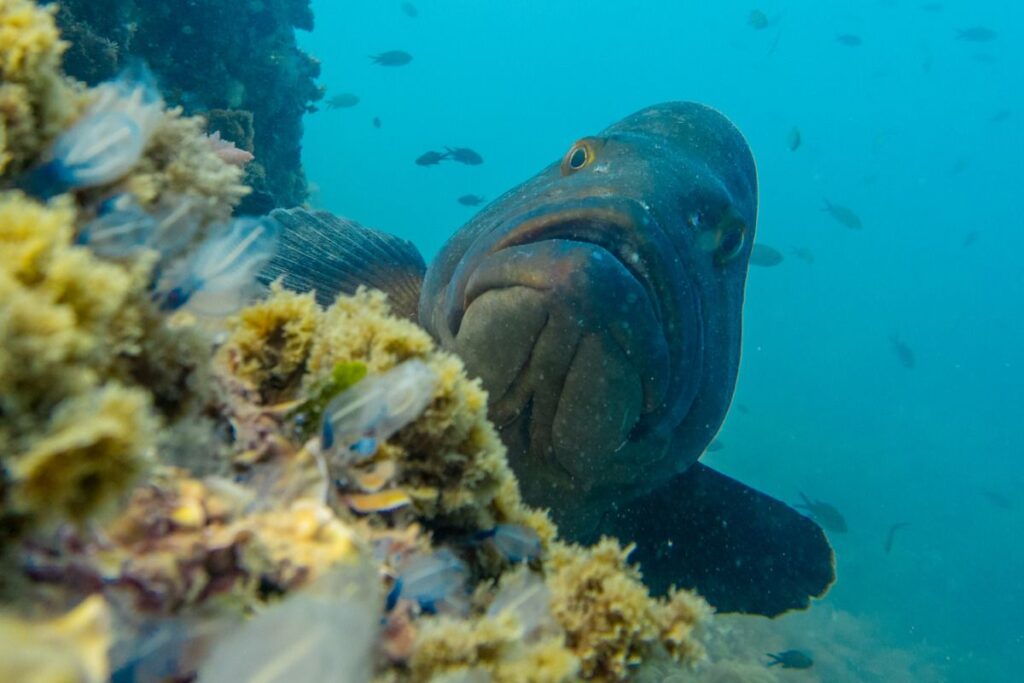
[261, 208, 426, 320]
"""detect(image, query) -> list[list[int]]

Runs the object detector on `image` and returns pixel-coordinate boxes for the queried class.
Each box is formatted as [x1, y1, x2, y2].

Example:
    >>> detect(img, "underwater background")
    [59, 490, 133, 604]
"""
[299, 1, 1022, 681]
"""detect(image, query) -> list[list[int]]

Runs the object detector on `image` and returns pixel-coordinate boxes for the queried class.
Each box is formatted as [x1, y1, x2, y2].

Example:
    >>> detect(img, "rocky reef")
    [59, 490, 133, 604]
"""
[0, 3, 716, 681]
[53, 0, 323, 214]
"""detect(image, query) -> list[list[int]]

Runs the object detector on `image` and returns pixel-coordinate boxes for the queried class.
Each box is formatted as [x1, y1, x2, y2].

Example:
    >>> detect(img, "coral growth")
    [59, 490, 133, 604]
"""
[0, 595, 111, 683]
[54, 0, 323, 212]
[0, 0, 83, 177]
[546, 538, 709, 680]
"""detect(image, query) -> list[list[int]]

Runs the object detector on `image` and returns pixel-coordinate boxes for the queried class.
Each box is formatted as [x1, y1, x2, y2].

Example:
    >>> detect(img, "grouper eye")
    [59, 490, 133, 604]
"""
[560, 138, 597, 176]
[715, 214, 747, 264]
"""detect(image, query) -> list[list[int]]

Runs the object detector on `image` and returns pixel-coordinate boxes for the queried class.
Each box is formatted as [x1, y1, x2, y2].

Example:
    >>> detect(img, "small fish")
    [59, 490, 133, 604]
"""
[326, 93, 360, 109]
[320, 359, 438, 461]
[477, 524, 543, 563]
[370, 50, 413, 66]
[445, 146, 484, 165]
[415, 150, 448, 166]
[920, 2, 943, 12]
[981, 489, 1012, 510]
[837, 34, 863, 47]
[345, 489, 412, 514]
[884, 522, 910, 553]
[352, 460, 397, 493]
[748, 10, 770, 30]
[159, 216, 280, 314]
[737, 404, 750, 414]
[767, 650, 813, 669]
[889, 334, 915, 369]
[795, 492, 848, 533]
[962, 230, 980, 248]
[956, 26, 997, 43]
[749, 243, 784, 267]
[457, 194, 486, 207]
[373, 116, 382, 129]
[822, 199, 863, 230]
[790, 246, 815, 264]
[400, 2, 418, 18]
[787, 126, 801, 151]
[22, 65, 163, 199]
[989, 109, 1011, 124]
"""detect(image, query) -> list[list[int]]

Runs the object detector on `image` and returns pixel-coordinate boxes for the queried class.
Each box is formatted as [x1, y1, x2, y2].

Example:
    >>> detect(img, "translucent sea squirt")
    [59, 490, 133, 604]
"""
[25, 65, 164, 198]
[320, 360, 438, 460]
[160, 216, 281, 314]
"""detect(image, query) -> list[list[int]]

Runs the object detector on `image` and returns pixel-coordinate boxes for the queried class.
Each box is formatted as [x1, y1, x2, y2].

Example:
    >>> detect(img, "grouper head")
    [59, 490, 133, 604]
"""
[419, 102, 757, 537]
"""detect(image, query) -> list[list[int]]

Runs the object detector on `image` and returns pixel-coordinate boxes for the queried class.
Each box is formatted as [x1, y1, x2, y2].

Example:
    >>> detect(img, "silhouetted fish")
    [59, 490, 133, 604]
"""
[325, 93, 359, 110]
[889, 334, 915, 369]
[446, 147, 484, 165]
[401, 2, 418, 18]
[787, 126, 801, 151]
[791, 246, 815, 264]
[261, 102, 836, 616]
[457, 194, 485, 207]
[837, 34, 863, 47]
[750, 243, 784, 267]
[884, 522, 910, 553]
[748, 10, 780, 30]
[767, 650, 813, 669]
[990, 109, 1011, 124]
[770, 651, 815, 671]
[957, 26, 997, 42]
[415, 150, 448, 166]
[373, 116, 382, 129]
[822, 199, 863, 230]
[981, 489, 1012, 510]
[795, 492, 847, 533]
[962, 230, 979, 248]
[370, 50, 413, 66]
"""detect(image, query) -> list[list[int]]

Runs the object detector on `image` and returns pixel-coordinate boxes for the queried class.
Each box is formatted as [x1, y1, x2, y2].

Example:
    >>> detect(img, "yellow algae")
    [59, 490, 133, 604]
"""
[545, 538, 708, 680]
[218, 283, 320, 399]
[0, 595, 111, 683]
[411, 612, 579, 683]
[10, 384, 155, 521]
[0, 0, 82, 177]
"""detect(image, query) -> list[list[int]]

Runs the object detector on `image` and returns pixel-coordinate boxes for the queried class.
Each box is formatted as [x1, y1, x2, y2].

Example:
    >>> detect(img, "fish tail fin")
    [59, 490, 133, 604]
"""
[766, 655, 781, 666]
[798, 490, 813, 507]
[603, 464, 835, 616]
[259, 208, 426, 320]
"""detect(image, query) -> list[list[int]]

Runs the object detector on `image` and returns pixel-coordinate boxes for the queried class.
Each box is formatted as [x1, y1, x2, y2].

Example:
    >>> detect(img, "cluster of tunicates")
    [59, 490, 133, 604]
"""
[20, 65, 280, 318]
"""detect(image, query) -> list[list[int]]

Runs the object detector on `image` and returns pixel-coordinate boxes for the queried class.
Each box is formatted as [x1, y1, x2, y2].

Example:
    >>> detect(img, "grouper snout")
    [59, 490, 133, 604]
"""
[262, 101, 837, 617]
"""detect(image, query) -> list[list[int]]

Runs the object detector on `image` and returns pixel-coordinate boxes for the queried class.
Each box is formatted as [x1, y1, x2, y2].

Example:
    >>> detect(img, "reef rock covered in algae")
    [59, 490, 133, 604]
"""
[0, 3, 716, 681]
[54, 0, 323, 213]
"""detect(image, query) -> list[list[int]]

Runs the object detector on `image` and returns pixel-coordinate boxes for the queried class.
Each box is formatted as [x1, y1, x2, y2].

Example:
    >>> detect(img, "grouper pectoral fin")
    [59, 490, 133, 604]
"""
[260, 208, 427, 320]
[603, 463, 835, 616]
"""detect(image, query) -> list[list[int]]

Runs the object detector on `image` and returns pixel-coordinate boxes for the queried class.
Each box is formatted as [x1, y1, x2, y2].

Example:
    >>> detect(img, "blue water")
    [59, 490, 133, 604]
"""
[298, 2, 1022, 680]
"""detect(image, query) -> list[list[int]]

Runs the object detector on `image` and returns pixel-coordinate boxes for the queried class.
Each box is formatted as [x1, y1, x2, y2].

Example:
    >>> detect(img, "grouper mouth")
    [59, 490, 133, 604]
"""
[443, 196, 703, 478]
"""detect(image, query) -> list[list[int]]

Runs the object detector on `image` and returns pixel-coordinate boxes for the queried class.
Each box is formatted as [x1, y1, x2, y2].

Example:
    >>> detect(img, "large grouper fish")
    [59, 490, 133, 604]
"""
[261, 102, 835, 615]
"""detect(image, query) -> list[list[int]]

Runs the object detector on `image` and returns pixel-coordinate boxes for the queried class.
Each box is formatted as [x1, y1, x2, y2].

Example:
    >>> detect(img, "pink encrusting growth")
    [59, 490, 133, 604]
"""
[205, 130, 254, 167]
